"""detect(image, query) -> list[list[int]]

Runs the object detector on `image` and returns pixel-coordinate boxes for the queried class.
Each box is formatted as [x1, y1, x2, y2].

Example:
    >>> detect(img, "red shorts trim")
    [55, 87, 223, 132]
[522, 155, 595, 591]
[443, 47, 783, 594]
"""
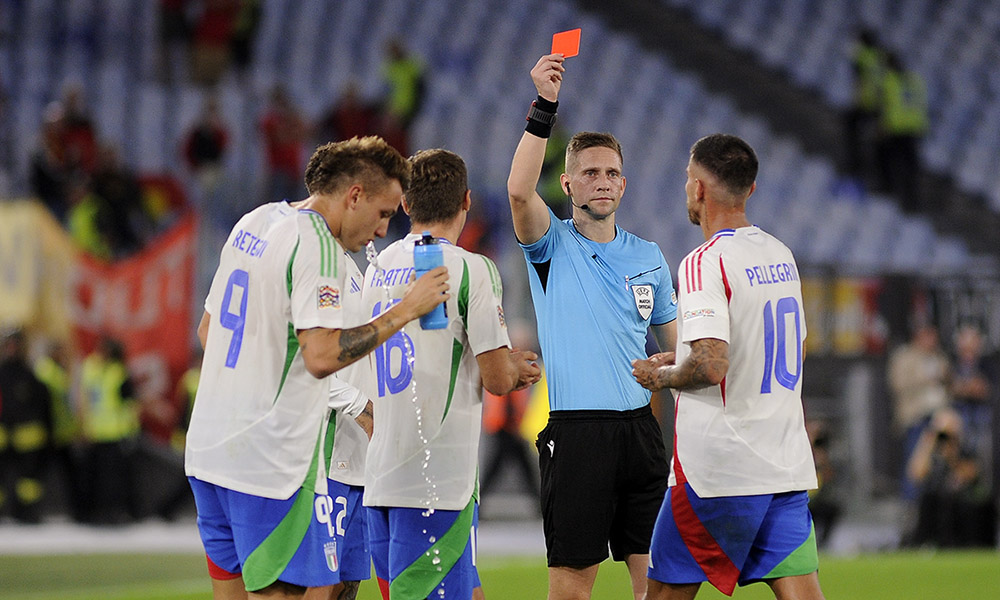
[206, 555, 241, 581]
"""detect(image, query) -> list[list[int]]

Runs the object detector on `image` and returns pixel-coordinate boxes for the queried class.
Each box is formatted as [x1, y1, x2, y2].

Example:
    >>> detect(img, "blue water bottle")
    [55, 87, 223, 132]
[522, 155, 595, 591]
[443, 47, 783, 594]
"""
[413, 231, 448, 330]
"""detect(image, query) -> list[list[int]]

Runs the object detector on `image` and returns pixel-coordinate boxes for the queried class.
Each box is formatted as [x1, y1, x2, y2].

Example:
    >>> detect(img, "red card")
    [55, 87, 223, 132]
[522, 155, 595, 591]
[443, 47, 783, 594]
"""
[551, 28, 581, 58]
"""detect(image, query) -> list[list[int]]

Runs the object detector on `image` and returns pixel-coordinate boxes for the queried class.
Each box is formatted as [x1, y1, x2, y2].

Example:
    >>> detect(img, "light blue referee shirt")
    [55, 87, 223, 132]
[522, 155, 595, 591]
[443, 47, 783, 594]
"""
[521, 209, 678, 411]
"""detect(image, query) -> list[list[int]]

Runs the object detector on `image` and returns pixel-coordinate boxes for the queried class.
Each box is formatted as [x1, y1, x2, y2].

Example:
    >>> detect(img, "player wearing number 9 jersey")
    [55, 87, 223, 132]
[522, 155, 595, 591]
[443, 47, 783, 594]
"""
[632, 134, 824, 600]
[184, 137, 450, 600]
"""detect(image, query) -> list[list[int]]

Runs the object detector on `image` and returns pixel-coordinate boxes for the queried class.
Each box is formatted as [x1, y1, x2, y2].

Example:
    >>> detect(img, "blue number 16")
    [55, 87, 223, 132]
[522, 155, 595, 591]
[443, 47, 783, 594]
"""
[220, 269, 249, 368]
[760, 296, 802, 394]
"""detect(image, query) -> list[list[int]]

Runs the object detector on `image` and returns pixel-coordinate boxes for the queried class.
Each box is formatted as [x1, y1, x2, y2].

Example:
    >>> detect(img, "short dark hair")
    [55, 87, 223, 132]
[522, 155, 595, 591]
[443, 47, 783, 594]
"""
[690, 133, 758, 197]
[304, 136, 410, 196]
[565, 132, 623, 172]
[404, 149, 468, 224]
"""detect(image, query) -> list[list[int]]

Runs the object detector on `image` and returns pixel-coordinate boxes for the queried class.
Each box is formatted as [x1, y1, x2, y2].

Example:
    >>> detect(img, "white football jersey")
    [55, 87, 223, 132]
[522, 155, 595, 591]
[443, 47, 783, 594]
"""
[185, 203, 352, 499]
[362, 234, 510, 510]
[671, 226, 817, 497]
[325, 253, 370, 487]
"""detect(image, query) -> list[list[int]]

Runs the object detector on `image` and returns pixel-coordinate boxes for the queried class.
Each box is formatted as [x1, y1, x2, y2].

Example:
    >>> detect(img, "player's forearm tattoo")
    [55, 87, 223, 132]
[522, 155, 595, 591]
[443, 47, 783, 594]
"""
[338, 323, 380, 362]
[657, 338, 728, 390]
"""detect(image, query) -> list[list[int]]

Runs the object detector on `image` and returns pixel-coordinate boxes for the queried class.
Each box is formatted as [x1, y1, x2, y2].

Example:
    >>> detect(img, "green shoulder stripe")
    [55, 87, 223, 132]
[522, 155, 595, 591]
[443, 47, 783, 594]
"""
[481, 255, 502, 298]
[308, 213, 338, 277]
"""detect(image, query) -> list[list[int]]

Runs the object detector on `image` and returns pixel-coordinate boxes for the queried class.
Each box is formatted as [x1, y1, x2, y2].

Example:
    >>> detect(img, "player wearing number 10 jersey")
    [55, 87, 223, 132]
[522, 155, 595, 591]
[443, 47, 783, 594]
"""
[184, 137, 449, 599]
[632, 134, 824, 600]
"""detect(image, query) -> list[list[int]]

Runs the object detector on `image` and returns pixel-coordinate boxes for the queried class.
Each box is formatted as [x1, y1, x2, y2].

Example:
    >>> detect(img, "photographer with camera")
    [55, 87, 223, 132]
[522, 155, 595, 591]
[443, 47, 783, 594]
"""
[905, 408, 996, 547]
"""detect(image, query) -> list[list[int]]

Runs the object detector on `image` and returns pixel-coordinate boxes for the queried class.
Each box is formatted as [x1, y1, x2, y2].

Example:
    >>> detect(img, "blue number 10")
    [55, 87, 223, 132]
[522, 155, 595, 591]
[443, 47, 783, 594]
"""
[760, 296, 802, 393]
[220, 269, 249, 368]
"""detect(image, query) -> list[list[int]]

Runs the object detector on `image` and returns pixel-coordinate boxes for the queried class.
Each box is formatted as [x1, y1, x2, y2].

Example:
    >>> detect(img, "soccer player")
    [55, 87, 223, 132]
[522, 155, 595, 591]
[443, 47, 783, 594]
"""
[307, 338, 377, 600]
[185, 136, 450, 600]
[361, 149, 541, 600]
[631, 134, 825, 600]
[507, 54, 678, 600]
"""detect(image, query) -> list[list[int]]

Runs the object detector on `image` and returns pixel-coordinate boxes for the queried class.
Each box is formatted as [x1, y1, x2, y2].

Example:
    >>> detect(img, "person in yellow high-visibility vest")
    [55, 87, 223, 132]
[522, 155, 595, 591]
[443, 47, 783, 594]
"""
[843, 29, 886, 187]
[78, 337, 141, 524]
[0, 328, 52, 523]
[877, 51, 929, 213]
[34, 340, 87, 522]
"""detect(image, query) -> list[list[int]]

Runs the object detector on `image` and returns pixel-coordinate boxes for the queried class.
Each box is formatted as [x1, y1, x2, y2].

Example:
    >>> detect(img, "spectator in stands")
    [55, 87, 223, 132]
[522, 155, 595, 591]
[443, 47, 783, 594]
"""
[34, 339, 86, 522]
[183, 94, 230, 220]
[60, 83, 98, 175]
[157, 0, 193, 84]
[259, 85, 308, 203]
[29, 105, 71, 221]
[888, 323, 951, 500]
[315, 80, 379, 145]
[91, 143, 148, 257]
[843, 28, 885, 190]
[378, 38, 426, 156]
[0, 328, 53, 523]
[66, 176, 114, 261]
[905, 407, 996, 547]
[78, 337, 141, 524]
[877, 51, 928, 213]
[189, 0, 239, 87]
[950, 323, 996, 458]
[380, 38, 425, 129]
[229, 0, 261, 82]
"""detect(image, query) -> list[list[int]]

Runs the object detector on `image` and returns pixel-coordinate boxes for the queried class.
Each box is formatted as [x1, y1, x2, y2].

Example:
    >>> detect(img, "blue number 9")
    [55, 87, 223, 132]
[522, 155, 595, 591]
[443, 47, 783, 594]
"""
[220, 269, 249, 368]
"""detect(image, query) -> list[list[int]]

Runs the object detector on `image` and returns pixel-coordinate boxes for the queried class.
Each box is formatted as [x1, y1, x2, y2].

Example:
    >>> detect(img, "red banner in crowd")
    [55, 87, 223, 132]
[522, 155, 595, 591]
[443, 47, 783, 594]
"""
[71, 212, 197, 438]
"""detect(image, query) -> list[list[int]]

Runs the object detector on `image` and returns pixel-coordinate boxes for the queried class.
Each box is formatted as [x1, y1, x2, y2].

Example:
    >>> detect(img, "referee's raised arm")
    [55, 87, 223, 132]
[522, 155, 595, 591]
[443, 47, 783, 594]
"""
[507, 53, 566, 245]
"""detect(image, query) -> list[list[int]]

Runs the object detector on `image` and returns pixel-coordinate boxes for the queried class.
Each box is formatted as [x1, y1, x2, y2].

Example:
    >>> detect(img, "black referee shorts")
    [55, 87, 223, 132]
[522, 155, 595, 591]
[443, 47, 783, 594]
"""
[535, 404, 669, 567]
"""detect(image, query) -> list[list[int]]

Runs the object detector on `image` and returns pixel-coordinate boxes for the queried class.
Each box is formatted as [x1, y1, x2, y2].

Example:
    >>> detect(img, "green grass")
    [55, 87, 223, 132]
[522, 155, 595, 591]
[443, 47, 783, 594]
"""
[1, 551, 998, 599]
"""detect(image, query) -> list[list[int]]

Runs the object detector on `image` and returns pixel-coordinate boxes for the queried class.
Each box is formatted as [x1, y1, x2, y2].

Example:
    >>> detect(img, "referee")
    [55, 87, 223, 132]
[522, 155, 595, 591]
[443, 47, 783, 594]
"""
[507, 54, 678, 600]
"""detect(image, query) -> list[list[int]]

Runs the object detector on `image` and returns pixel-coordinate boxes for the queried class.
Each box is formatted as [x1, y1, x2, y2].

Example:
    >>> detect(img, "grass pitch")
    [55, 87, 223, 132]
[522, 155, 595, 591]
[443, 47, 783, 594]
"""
[1, 551, 997, 599]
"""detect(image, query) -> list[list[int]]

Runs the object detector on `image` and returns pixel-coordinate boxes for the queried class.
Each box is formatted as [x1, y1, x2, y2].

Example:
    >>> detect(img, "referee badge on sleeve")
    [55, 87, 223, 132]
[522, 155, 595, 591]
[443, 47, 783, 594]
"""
[632, 284, 653, 320]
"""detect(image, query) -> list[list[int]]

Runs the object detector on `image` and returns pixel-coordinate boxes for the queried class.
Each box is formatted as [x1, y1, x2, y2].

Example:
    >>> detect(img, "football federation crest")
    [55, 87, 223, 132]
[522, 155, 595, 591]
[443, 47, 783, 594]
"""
[324, 540, 339, 572]
[632, 284, 653, 320]
[318, 285, 341, 309]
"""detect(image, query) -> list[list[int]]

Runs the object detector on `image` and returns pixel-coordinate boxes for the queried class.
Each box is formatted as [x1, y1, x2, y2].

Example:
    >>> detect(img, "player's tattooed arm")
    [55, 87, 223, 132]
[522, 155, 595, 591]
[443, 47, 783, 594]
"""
[337, 323, 380, 362]
[632, 338, 728, 391]
[354, 400, 374, 439]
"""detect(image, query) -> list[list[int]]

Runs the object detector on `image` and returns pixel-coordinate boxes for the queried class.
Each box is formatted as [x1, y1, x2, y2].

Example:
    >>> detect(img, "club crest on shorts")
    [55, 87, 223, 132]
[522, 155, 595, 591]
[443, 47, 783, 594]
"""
[324, 540, 339, 572]
[631, 284, 653, 320]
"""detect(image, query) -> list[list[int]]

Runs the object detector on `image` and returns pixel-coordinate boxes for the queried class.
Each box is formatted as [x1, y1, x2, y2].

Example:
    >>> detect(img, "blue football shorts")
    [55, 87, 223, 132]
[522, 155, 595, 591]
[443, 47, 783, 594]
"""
[188, 476, 341, 591]
[367, 498, 480, 600]
[327, 479, 371, 582]
[647, 483, 819, 596]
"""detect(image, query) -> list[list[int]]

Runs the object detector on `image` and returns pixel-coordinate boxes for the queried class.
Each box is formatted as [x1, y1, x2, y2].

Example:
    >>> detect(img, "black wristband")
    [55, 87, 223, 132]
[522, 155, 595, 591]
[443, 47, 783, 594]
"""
[525, 96, 558, 138]
[534, 95, 558, 113]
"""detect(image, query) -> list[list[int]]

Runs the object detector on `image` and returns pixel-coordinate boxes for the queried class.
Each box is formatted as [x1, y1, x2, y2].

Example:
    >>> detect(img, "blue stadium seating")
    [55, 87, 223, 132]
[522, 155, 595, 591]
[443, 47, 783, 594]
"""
[2, 0, 994, 276]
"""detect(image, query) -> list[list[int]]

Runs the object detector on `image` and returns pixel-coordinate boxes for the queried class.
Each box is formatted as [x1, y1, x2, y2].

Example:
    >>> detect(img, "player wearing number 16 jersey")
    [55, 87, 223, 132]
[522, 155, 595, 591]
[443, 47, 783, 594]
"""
[184, 137, 449, 600]
[360, 149, 540, 600]
[632, 134, 824, 600]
